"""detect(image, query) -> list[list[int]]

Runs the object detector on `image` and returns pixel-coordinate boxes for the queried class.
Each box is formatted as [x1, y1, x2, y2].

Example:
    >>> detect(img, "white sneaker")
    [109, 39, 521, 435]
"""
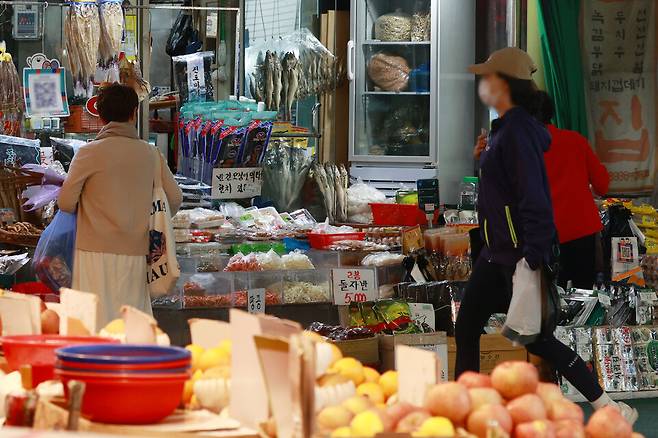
[616, 401, 639, 426]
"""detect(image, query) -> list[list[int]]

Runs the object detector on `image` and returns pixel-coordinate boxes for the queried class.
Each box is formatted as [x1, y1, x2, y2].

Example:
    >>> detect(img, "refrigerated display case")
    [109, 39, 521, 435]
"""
[348, 0, 476, 204]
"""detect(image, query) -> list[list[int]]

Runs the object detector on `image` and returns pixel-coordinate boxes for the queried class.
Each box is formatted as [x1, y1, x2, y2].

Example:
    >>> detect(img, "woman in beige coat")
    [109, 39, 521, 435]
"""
[58, 84, 182, 327]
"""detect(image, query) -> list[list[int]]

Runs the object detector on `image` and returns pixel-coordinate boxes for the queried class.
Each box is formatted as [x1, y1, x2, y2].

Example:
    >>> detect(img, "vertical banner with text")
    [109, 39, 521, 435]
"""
[582, 0, 657, 194]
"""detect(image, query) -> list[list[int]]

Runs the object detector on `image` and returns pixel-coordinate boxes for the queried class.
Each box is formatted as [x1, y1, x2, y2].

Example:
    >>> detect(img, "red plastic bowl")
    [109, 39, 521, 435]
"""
[0, 335, 117, 385]
[56, 370, 187, 424]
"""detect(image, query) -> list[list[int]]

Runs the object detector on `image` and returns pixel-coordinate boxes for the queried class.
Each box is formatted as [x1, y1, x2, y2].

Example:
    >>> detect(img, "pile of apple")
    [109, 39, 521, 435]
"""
[317, 360, 643, 438]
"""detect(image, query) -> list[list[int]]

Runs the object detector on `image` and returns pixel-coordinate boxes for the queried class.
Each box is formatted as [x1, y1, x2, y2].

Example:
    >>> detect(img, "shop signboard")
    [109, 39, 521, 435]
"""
[582, 0, 657, 194]
[331, 268, 377, 305]
[211, 167, 263, 199]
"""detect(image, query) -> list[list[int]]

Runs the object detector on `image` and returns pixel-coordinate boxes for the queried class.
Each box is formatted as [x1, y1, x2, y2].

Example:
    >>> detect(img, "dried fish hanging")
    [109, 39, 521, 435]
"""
[97, 0, 124, 82]
[312, 162, 348, 223]
[119, 57, 151, 102]
[0, 43, 23, 136]
[65, 0, 101, 97]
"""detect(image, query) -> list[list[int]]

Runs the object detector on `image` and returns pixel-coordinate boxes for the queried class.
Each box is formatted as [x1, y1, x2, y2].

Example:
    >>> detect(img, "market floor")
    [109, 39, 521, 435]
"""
[580, 398, 657, 436]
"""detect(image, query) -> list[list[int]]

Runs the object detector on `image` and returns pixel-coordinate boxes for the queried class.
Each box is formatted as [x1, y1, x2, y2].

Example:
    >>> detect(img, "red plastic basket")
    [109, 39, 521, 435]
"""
[307, 232, 366, 249]
[370, 203, 428, 226]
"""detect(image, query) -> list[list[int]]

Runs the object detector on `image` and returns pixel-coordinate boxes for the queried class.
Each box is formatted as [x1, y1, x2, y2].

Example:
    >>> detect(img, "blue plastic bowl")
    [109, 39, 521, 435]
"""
[56, 344, 191, 365]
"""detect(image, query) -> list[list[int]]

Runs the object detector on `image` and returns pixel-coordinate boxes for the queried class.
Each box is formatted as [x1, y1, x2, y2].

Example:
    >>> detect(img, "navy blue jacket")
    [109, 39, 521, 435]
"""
[478, 106, 556, 270]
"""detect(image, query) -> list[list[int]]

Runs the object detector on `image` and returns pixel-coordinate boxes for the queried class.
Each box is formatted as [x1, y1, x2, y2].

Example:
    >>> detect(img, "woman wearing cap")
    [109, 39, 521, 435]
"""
[458, 47, 636, 423]
[537, 91, 609, 289]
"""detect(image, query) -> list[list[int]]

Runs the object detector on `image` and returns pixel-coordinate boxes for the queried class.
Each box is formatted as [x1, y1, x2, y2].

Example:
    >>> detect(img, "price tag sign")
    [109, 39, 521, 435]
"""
[211, 167, 263, 199]
[248, 288, 265, 314]
[331, 268, 377, 305]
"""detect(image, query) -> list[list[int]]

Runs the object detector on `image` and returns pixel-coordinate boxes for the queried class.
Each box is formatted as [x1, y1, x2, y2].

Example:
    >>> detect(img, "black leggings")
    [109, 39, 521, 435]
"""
[455, 256, 603, 402]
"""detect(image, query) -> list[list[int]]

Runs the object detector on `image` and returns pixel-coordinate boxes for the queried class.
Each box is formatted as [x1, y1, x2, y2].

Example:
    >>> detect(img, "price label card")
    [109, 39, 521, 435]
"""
[211, 167, 263, 199]
[248, 288, 266, 314]
[331, 268, 377, 305]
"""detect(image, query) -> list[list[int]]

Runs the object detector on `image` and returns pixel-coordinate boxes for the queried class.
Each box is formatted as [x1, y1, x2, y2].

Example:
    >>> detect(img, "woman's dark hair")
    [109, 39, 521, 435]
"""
[535, 90, 555, 124]
[97, 83, 139, 123]
[498, 73, 547, 123]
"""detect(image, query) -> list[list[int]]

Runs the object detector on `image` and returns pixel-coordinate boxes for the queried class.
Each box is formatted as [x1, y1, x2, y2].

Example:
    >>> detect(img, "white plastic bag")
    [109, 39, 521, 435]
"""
[502, 258, 542, 345]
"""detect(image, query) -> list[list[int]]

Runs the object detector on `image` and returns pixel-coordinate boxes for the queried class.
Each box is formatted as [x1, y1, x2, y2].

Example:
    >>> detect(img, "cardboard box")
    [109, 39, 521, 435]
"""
[447, 334, 528, 380]
[380, 332, 448, 381]
[331, 336, 379, 367]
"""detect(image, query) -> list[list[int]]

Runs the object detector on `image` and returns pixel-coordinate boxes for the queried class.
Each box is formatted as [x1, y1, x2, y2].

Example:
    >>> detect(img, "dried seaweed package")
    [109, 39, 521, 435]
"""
[172, 52, 215, 103]
[0, 135, 40, 167]
[239, 116, 274, 167]
[374, 299, 419, 334]
[216, 119, 248, 168]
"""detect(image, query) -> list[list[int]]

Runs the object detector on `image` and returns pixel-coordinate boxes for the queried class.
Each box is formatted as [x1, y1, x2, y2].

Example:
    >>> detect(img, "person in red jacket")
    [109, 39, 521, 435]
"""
[538, 92, 610, 289]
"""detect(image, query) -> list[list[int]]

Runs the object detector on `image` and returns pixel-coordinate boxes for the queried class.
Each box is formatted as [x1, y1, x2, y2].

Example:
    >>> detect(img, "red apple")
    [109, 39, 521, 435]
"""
[469, 387, 504, 411]
[554, 419, 585, 438]
[458, 371, 492, 388]
[515, 420, 557, 438]
[395, 410, 431, 433]
[548, 399, 584, 423]
[386, 402, 423, 429]
[507, 393, 547, 424]
[491, 361, 539, 400]
[424, 382, 471, 424]
[585, 406, 632, 438]
[536, 382, 563, 406]
[467, 404, 513, 438]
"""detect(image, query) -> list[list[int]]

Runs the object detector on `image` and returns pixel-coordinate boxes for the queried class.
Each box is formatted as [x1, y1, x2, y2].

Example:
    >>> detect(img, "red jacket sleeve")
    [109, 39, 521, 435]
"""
[580, 134, 610, 196]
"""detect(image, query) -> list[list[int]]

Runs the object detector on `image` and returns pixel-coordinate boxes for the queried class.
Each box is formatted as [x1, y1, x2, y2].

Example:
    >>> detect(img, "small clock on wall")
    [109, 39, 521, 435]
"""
[12, 5, 43, 40]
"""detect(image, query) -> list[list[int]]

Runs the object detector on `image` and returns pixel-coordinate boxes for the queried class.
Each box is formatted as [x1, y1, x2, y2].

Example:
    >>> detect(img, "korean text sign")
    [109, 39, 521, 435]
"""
[331, 268, 377, 305]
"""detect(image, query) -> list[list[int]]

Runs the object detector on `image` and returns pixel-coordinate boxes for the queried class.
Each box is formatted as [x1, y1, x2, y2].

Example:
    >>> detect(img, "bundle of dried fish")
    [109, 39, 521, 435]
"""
[65, 0, 101, 97]
[313, 162, 348, 223]
[261, 141, 313, 212]
[98, 0, 124, 69]
[0, 49, 23, 115]
[119, 57, 151, 102]
[281, 52, 301, 120]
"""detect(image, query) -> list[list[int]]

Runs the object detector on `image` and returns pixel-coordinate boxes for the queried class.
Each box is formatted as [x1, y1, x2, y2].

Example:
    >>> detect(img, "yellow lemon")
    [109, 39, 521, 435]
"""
[103, 319, 125, 334]
[330, 426, 352, 437]
[186, 344, 205, 371]
[363, 367, 381, 383]
[413, 417, 454, 437]
[192, 369, 204, 382]
[328, 343, 343, 365]
[379, 370, 398, 398]
[182, 379, 194, 404]
[317, 405, 353, 430]
[218, 339, 232, 355]
[330, 357, 365, 385]
[350, 410, 384, 437]
[198, 347, 230, 371]
[342, 396, 373, 415]
[356, 382, 386, 405]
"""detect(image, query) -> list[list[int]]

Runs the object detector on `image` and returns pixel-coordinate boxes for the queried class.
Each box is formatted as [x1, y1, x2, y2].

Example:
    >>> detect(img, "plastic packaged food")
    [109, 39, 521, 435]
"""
[348, 302, 366, 326]
[172, 51, 215, 103]
[282, 281, 330, 303]
[239, 117, 274, 167]
[367, 53, 410, 92]
[374, 299, 418, 334]
[216, 120, 249, 168]
[374, 10, 412, 41]
[411, 12, 431, 42]
[281, 251, 315, 270]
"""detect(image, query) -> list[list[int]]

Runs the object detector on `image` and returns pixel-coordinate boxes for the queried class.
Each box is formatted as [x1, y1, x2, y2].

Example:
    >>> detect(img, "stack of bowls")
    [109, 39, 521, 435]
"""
[55, 344, 191, 424]
[0, 335, 118, 386]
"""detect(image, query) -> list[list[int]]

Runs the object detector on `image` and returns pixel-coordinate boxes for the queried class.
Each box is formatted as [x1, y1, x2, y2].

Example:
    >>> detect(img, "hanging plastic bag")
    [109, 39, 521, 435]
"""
[165, 12, 200, 57]
[33, 211, 77, 291]
[502, 258, 542, 345]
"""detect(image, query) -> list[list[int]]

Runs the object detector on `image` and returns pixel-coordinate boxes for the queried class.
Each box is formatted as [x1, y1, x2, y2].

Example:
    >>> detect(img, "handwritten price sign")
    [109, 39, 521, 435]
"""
[211, 167, 263, 199]
[331, 268, 377, 305]
[248, 288, 265, 314]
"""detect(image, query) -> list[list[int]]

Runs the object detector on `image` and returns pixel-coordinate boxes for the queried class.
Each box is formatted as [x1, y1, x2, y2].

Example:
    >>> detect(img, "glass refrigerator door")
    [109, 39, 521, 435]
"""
[349, 0, 437, 163]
